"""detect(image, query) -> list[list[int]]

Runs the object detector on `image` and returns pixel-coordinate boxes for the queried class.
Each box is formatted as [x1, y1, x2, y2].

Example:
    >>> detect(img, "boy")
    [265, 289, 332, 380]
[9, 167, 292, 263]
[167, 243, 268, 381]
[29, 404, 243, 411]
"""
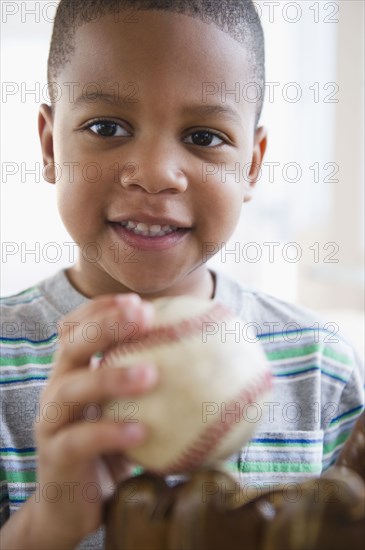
[1, 1, 363, 548]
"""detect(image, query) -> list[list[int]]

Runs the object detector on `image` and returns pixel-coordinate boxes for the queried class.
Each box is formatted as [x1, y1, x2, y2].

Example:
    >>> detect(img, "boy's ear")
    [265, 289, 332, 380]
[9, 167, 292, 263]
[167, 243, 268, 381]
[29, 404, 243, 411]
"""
[38, 104, 55, 184]
[243, 126, 267, 202]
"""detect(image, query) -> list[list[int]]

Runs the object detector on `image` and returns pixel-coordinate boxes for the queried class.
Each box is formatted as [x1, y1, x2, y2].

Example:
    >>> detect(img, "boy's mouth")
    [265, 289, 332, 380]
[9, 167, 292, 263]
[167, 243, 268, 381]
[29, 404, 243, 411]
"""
[117, 220, 180, 237]
[108, 216, 192, 251]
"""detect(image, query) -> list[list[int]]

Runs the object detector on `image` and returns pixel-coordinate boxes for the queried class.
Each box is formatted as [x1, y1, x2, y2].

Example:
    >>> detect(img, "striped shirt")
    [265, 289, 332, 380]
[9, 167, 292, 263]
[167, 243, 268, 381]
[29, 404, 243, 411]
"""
[1, 268, 364, 549]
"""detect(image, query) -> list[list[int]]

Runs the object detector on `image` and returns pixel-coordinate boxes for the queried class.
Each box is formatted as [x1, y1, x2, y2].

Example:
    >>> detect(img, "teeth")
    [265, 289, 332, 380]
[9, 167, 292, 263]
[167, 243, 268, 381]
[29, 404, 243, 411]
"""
[149, 225, 161, 233]
[120, 220, 180, 237]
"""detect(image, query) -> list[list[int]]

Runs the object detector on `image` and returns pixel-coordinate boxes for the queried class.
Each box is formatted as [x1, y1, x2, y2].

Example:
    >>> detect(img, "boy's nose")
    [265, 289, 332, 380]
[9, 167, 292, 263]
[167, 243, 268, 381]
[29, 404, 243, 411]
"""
[118, 144, 189, 194]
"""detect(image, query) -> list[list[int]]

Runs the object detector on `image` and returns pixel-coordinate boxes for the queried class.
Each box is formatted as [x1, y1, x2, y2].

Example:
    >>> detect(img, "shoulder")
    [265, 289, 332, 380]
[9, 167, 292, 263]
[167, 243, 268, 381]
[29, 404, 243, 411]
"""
[213, 268, 364, 383]
[214, 268, 331, 328]
[1, 280, 59, 341]
[0, 272, 81, 406]
[0, 269, 87, 340]
[0, 278, 62, 388]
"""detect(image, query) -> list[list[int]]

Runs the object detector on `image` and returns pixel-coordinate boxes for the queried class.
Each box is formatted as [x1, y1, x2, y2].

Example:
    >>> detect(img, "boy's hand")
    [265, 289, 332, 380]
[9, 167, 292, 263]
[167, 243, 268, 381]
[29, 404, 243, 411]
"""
[30, 294, 156, 549]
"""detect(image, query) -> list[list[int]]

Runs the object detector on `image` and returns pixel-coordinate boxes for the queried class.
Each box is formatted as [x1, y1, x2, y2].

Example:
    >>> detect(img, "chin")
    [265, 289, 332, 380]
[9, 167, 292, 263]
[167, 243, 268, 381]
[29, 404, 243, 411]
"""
[117, 275, 174, 297]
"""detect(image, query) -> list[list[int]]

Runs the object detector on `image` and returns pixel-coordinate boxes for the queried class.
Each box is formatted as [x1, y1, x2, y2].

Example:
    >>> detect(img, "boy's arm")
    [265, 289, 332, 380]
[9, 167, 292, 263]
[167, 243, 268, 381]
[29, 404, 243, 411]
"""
[0, 494, 60, 550]
[1, 294, 157, 550]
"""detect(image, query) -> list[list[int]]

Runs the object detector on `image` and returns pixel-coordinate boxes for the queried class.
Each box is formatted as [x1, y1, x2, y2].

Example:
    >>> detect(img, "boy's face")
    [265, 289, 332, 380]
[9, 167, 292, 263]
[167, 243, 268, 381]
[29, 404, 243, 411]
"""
[39, 10, 266, 299]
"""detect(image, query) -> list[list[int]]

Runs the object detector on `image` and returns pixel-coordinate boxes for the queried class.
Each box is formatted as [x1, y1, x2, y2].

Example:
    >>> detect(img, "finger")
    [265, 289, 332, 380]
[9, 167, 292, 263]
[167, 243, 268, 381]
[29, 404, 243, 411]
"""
[52, 297, 154, 377]
[59, 293, 141, 339]
[41, 419, 147, 469]
[37, 362, 157, 438]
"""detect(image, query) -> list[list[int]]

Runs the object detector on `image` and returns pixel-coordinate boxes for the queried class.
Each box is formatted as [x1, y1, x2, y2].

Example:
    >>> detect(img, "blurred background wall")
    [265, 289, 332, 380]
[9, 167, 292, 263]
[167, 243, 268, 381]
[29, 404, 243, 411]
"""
[1, 0, 364, 356]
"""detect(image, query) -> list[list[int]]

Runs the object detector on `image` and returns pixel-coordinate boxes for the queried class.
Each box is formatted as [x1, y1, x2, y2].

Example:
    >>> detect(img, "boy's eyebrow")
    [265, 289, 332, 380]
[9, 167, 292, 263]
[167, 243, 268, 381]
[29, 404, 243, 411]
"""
[179, 104, 242, 126]
[72, 93, 242, 125]
[72, 92, 122, 109]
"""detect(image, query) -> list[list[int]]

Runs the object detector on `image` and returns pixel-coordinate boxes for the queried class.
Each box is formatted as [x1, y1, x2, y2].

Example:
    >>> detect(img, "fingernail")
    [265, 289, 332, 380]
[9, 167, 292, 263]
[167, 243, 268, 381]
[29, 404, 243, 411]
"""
[125, 363, 156, 385]
[115, 293, 141, 306]
[122, 423, 146, 443]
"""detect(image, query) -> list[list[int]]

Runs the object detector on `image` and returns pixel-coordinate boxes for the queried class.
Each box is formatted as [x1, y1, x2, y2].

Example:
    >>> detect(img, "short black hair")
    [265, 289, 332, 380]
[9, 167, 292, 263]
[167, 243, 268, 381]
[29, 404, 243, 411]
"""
[47, 0, 265, 124]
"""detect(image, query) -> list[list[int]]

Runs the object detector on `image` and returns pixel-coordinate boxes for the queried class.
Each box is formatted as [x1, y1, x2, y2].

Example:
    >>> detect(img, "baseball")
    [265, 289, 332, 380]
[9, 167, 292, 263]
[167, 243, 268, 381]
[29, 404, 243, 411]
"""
[101, 296, 271, 475]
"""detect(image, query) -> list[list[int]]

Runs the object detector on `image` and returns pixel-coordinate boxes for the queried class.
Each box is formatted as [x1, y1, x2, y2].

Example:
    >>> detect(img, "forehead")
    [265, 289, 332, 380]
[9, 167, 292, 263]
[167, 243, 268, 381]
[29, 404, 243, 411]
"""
[59, 10, 251, 105]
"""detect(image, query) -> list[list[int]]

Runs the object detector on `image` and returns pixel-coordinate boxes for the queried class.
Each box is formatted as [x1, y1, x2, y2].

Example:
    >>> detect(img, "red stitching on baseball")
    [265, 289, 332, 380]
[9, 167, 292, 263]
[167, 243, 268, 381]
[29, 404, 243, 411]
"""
[152, 369, 272, 475]
[101, 302, 234, 364]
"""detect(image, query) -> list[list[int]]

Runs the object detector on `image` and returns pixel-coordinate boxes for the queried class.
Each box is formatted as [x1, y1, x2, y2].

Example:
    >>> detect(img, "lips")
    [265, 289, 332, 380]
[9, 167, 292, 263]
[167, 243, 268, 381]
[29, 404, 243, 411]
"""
[109, 214, 191, 251]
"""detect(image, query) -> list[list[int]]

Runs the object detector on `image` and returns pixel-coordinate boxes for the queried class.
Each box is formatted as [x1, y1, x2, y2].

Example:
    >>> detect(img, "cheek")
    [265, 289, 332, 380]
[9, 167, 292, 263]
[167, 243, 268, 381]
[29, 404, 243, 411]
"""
[55, 168, 107, 240]
[200, 174, 244, 236]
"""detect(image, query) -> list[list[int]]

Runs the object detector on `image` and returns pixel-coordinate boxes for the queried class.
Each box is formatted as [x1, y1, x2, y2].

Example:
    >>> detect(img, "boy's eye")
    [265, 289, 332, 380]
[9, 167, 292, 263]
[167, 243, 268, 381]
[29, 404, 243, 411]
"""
[87, 120, 129, 137]
[83, 122, 226, 146]
[184, 130, 225, 147]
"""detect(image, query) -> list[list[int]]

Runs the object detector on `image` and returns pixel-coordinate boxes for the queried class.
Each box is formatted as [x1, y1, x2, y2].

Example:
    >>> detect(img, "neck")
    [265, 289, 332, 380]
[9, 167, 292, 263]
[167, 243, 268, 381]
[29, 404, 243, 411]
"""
[65, 264, 216, 301]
